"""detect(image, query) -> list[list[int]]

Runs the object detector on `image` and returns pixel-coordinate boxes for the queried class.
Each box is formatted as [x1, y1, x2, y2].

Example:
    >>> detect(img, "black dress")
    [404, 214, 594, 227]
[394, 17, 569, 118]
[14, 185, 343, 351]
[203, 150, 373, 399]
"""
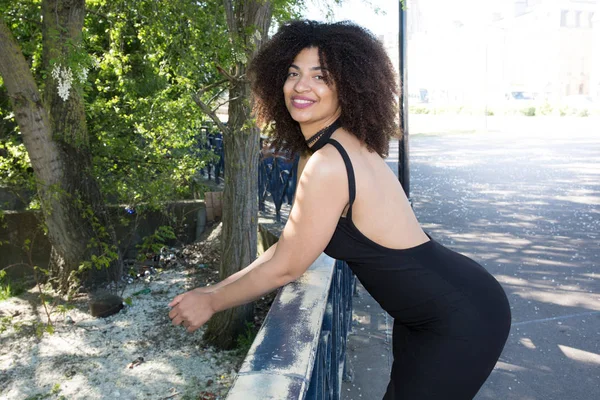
[323, 139, 511, 400]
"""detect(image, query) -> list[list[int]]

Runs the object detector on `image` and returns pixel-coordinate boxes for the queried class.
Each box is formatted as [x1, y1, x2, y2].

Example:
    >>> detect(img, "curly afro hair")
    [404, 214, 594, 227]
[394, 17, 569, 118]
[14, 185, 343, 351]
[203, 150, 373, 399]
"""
[248, 20, 399, 157]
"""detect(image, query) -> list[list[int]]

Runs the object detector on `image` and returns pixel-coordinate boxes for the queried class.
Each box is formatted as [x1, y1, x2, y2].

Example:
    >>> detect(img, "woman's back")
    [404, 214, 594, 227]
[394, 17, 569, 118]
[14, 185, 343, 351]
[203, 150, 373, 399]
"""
[320, 129, 429, 251]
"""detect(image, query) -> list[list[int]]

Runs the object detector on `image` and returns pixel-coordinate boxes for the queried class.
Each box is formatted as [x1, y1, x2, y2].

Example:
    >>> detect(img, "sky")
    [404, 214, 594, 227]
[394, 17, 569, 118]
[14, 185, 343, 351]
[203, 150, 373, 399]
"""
[302, 0, 509, 35]
[303, 0, 399, 35]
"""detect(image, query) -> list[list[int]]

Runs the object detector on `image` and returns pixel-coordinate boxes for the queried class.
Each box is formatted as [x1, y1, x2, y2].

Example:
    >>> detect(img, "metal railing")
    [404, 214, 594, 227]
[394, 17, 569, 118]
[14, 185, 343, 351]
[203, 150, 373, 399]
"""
[226, 255, 355, 400]
[197, 132, 299, 222]
[198, 132, 225, 184]
[258, 152, 299, 222]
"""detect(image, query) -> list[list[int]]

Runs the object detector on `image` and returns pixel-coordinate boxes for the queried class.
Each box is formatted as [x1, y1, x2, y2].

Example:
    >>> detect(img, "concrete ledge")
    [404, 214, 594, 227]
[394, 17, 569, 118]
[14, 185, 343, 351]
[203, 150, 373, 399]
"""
[226, 374, 305, 400]
[227, 252, 337, 399]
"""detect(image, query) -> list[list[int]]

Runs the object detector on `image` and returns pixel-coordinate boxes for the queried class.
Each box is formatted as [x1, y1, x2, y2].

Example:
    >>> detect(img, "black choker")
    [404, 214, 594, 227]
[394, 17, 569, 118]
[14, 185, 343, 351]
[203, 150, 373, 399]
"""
[305, 119, 341, 152]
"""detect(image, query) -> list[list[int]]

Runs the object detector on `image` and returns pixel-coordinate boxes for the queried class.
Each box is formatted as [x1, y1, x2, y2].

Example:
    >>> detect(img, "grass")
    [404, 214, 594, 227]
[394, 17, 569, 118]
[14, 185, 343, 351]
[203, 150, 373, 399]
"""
[236, 321, 258, 357]
[0, 270, 26, 301]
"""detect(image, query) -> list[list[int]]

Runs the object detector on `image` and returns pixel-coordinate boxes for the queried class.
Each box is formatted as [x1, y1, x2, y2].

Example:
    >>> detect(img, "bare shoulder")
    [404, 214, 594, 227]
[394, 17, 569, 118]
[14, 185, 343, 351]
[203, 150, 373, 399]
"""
[299, 145, 347, 187]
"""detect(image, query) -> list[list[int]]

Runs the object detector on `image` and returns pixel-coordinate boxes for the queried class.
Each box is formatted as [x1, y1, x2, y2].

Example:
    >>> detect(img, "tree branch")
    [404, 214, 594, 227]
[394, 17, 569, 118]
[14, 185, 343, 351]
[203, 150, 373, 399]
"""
[212, 96, 241, 113]
[217, 65, 239, 82]
[3, 13, 42, 28]
[192, 93, 229, 135]
[86, 9, 127, 22]
[207, 86, 228, 106]
[1, 263, 31, 272]
[197, 78, 228, 96]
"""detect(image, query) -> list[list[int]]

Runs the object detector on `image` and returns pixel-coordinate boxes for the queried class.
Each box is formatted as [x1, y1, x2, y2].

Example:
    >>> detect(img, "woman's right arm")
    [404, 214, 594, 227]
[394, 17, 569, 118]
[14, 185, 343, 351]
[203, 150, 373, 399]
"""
[197, 153, 310, 293]
[196, 242, 278, 293]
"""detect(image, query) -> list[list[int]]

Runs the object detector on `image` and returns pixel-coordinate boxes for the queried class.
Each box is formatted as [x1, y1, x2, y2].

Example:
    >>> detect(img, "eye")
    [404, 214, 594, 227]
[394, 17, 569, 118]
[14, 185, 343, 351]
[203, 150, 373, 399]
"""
[286, 71, 298, 78]
[314, 75, 324, 80]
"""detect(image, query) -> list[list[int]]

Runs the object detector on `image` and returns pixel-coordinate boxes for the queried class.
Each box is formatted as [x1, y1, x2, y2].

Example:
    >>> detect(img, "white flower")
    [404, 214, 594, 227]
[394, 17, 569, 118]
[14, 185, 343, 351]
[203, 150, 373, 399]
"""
[77, 67, 88, 83]
[51, 63, 74, 101]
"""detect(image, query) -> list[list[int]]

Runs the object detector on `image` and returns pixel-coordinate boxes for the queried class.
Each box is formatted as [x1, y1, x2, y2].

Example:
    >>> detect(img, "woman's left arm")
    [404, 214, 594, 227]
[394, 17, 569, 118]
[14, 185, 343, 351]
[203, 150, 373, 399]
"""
[168, 148, 348, 332]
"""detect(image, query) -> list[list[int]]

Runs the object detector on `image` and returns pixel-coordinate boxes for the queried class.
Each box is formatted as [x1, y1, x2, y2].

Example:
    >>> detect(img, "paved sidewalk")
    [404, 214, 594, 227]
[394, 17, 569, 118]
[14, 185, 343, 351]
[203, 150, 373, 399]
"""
[342, 127, 600, 400]
[342, 283, 392, 400]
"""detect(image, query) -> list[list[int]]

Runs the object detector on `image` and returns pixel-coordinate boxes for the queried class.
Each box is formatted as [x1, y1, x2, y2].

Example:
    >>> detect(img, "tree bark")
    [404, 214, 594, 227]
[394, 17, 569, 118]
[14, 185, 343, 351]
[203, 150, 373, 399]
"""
[203, 0, 273, 349]
[0, 0, 121, 294]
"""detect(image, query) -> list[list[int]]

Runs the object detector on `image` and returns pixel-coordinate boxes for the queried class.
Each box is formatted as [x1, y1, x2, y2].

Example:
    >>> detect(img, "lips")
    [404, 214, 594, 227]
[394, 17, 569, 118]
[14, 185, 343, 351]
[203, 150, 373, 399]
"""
[291, 96, 316, 109]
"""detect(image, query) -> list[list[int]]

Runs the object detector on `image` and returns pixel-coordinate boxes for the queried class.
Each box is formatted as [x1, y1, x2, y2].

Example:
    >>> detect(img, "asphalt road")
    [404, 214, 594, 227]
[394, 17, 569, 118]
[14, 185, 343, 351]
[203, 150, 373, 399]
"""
[383, 122, 600, 400]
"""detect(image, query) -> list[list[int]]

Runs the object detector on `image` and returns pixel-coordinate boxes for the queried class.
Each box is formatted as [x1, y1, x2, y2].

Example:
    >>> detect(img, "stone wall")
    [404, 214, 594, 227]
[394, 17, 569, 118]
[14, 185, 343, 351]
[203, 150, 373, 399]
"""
[0, 187, 32, 210]
[0, 201, 207, 280]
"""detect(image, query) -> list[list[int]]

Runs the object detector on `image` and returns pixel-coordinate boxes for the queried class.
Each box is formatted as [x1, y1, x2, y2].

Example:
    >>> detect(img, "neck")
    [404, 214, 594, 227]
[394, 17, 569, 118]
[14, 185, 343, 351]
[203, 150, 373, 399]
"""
[305, 118, 341, 152]
[299, 111, 342, 140]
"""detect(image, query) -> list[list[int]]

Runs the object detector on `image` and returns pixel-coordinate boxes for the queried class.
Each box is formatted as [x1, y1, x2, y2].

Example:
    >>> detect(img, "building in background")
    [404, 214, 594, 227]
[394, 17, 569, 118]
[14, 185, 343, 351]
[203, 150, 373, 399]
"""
[590, 1, 600, 98]
[401, 0, 599, 107]
[499, 0, 597, 102]
[303, 0, 598, 109]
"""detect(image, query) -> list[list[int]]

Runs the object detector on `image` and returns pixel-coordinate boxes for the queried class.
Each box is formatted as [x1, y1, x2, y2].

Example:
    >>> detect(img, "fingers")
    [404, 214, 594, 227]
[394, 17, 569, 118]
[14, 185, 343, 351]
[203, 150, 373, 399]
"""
[171, 314, 184, 326]
[168, 293, 184, 307]
[169, 307, 197, 330]
[168, 291, 211, 333]
[173, 315, 202, 332]
[186, 319, 206, 333]
[168, 301, 189, 327]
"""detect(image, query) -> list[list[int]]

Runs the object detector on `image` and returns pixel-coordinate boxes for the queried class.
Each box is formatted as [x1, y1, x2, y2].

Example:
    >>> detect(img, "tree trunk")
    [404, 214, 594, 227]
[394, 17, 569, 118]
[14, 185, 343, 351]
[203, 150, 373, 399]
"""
[203, 0, 273, 349]
[0, 1, 121, 294]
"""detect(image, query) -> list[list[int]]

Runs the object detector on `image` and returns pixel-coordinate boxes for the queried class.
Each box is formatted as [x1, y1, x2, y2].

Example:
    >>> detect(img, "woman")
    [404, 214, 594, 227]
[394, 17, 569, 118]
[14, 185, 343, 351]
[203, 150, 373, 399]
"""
[169, 20, 511, 399]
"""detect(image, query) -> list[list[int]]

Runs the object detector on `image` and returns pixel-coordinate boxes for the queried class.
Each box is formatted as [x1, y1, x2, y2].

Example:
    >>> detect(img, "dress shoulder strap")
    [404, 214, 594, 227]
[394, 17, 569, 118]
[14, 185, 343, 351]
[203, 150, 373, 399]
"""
[327, 139, 356, 216]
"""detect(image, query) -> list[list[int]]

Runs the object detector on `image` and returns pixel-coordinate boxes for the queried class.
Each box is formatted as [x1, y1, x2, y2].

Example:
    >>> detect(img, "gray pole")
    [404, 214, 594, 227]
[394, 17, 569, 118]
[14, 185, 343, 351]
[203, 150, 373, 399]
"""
[398, 1, 410, 198]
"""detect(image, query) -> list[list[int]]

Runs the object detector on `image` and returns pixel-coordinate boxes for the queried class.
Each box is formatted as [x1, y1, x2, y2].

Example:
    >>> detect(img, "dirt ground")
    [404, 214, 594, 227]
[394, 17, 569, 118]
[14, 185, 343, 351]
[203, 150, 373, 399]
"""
[0, 222, 275, 400]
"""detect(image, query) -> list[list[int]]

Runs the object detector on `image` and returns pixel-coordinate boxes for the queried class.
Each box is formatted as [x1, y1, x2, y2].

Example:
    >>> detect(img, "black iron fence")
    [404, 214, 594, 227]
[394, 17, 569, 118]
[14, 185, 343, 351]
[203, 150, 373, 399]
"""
[199, 132, 299, 222]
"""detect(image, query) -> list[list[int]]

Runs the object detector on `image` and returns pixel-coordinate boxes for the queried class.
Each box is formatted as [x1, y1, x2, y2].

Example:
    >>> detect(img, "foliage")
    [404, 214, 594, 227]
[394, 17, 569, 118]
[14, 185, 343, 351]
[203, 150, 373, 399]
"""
[23, 382, 65, 400]
[520, 106, 536, 117]
[0, 1, 42, 207]
[0, 315, 17, 333]
[536, 102, 553, 116]
[236, 321, 258, 356]
[0, 270, 25, 300]
[407, 102, 599, 118]
[0, 80, 37, 209]
[0, 0, 229, 210]
[30, 263, 77, 336]
[0, 0, 343, 210]
[82, 0, 231, 207]
[136, 225, 176, 261]
[410, 105, 430, 114]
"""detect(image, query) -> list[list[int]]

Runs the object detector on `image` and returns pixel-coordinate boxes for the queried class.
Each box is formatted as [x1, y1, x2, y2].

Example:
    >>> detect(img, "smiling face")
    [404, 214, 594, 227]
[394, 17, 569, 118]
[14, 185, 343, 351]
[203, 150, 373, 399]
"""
[283, 47, 341, 137]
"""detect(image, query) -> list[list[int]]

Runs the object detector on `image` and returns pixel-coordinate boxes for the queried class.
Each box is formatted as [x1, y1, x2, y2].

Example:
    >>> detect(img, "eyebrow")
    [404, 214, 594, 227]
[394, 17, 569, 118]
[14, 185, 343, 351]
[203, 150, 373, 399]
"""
[289, 64, 328, 71]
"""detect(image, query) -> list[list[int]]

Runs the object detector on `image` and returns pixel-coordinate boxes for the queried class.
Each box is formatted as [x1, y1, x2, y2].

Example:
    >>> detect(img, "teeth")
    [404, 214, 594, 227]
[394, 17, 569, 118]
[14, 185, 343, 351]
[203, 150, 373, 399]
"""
[294, 99, 313, 104]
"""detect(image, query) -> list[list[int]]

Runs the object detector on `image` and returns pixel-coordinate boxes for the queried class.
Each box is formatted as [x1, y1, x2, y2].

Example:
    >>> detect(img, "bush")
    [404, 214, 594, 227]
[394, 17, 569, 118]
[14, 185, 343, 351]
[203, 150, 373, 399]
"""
[409, 105, 431, 114]
[537, 102, 553, 116]
[520, 106, 536, 116]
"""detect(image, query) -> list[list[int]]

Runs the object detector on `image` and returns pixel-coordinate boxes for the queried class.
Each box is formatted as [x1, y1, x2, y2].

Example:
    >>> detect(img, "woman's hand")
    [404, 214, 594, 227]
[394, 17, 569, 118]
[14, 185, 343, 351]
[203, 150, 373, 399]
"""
[168, 288, 215, 333]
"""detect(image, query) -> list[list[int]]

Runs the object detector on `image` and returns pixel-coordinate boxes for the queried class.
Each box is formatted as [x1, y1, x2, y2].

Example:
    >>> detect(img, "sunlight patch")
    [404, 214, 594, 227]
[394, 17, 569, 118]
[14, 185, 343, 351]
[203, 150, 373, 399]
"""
[558, 345, 600, 365]
[494, 361, 528, 372]
[519, 337, 536, 349]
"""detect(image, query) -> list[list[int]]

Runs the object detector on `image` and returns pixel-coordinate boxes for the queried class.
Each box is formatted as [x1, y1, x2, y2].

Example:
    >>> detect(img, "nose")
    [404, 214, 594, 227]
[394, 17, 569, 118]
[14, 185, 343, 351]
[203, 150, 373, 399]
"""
[293, 74, 310, 93]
